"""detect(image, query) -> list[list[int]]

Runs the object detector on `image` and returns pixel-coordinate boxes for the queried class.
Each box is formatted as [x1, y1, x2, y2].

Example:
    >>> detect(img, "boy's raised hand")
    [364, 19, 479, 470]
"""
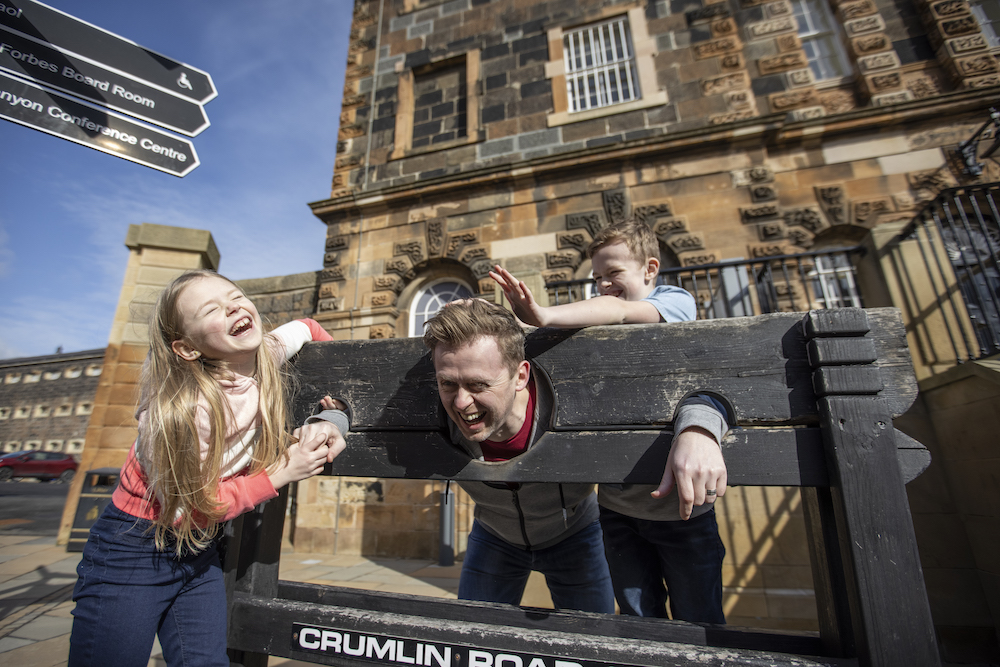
[651, 426, 727, 520]
[490, 265, 547, 327]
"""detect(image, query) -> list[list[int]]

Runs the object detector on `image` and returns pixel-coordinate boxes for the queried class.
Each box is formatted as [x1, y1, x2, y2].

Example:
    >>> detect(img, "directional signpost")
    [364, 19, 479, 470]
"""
[0, 0, 214, 176]
[0, 70, 199, 177]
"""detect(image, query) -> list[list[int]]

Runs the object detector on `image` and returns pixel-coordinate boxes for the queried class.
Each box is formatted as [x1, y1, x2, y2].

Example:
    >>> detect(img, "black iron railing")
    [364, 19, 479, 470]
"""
[547, 246, 866, 320]
[892, 184, 1000, 361]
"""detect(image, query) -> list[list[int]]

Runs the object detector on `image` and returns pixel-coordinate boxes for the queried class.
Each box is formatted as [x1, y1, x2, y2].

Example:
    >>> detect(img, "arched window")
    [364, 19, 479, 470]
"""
[408, 279, 474, 337]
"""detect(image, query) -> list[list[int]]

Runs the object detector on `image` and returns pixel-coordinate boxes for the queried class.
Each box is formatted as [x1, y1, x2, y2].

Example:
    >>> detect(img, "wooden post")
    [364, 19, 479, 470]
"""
[804, 309, 939, 666]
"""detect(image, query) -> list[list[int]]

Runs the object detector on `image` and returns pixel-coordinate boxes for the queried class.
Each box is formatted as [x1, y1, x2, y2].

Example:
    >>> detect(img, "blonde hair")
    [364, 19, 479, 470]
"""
[138, 270, 290, 554]
[423, 299, 525, 376]
[587, 219, 660, 264]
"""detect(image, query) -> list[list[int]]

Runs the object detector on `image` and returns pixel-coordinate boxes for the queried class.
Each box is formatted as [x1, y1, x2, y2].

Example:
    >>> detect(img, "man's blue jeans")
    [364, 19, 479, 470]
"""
[69, 504, 229, 667]
[459, 519, 615, 613]
[600, 505, 726, 623]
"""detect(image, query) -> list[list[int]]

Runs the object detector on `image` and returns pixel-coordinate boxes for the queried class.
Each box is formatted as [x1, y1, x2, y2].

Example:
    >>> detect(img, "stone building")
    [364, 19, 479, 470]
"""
[0, 349, 104, 456]
[54, 0, 1000, 660]
[296, 0, 1000, 658]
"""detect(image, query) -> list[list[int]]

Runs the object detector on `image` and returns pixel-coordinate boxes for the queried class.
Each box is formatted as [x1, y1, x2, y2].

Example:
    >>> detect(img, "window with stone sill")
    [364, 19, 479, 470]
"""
[85, 364, 102, 377]
[4, 373, 19, 384]
[43, 371, 61, 380]
[391, 52, 481, 160]
[24, 372, 40, 383]
[67, 439, 85, 454]
[14, 407, 29, 419]
[56, 404, 73, 417]
[34, 405, 51, 418]
[972, 0, 1000, 48]
[4, 442, 21, 453]
[44, 440, 63, 452]
[64, 366, 82, 379]
[408, 279, 475, 337]
[76, 402, 93, 416]
[793, 0, 852, 82]
[545, 6, 667, 127]
[0, 407, 9, 420]
[24, 440, 41, 451]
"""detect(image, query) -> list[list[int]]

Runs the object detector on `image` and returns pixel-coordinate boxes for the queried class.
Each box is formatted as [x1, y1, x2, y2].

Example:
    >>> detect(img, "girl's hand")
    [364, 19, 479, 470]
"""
[293, 421, 346, 464]
[267, 439, 329, 490]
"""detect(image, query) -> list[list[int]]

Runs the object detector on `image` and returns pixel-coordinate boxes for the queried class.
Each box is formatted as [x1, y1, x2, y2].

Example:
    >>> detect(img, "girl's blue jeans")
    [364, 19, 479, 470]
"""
[69, 503, 229, 667]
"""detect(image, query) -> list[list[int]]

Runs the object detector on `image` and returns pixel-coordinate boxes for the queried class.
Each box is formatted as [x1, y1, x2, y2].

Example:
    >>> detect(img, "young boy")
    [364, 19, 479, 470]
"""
[490, 220, 729, 623]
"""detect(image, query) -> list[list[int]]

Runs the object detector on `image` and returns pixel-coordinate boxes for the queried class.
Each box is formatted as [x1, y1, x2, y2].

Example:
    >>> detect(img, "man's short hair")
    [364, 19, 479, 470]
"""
[423, 299, 525, 375]
[586, 219, 660, 264]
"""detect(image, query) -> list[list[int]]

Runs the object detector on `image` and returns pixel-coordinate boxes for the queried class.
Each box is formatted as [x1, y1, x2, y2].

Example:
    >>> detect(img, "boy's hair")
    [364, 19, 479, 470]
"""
[139, 269, 290, 554]
[586, 219, 660, 263]
[423, 299, 525, 376]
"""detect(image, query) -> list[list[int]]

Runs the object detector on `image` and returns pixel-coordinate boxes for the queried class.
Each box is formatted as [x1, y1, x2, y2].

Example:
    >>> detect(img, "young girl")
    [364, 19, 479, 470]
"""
[69, 270, 349, 667]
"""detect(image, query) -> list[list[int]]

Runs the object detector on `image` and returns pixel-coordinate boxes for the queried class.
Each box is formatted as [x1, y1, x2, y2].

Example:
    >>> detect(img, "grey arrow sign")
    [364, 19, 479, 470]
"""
[0, 26, 209, 136]
[0, 0, 216, 104]
[0, 70, 199, 177]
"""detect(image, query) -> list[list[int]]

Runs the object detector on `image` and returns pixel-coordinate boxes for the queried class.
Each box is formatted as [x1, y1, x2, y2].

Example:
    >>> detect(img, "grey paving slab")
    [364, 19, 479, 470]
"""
[10, 614, 73, 641]
[0, 635, 33, 653]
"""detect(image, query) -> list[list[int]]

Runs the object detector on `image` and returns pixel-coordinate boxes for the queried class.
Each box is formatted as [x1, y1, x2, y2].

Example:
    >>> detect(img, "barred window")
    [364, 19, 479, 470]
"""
[793, 0, 851, 81]
[564, 16, 639, 113]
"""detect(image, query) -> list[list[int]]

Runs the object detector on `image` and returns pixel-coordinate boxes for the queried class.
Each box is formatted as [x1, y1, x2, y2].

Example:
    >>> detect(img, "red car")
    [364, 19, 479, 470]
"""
[0, 451, 78, 483]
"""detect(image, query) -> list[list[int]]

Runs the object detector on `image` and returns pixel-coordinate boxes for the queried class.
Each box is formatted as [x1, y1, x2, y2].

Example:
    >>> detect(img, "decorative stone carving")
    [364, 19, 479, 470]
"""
[369, 324, 395, 339]
[721, 54, 744, 71]
[819, 89, 858, 113]
[770, 89, 818, 111]
[816, 186, 847, 225]
[909, 169, 955, 192]
[852, 33, 890, 54]
[941, 15, 979, 38]
[766, 0, 793, 17]
[784, 207, 827, 233]
[541, 269, 573, 284]
[326, 234, 350, 251]
[394, 240, 425, 265]
[845, 15, 885, 36]
[906, 75, 941, 98]
[320, 267, 346, 281]
[633, 203, 673, 225]
[335, 154, 363, 169]
[858, 52, 901, 73]
[373, 275, 403, 293]
[872, 90, 914, 106]
[946, 34, 989, 57]
[759, 52, 809, 74]
[370, 293, 396, 307]
[852, 198, 894, 226]
[787, 227, 815, 248]
[317, 297, 343, 312]
[776, 33, 801, 52]
[687, 4, 730, 23]
[694, 38, 741, 59]
[385, 257, 412, 276]
[680, 254, 718, 267]
[839, 0, 877, 20]
[477, 278, 496, 295]
[929, 0, 971, 20]
[603, 190, 629, 224]
[758, 221, 787, 241]
[868, 71, 903, 92]
[557, 232, 591, 254]
[459, 246, 489, 264]
[653, 217, 688, 238]
[566, 211, 605, 238]
[955, 53, 1000, 77]
[733, 166, 774, 187]
[967, 73, 1000, 87]
[546, 251, 581, 269]
[338, 124, 366, 140]
[726, 90, 754, 111]
[702, 72, 749, 96]
[468, 259, 495, 279]
[712, 18, 737, 36]
[323, 252, 341, 266]
[427, 219, 445, 256]
[751, 184, 777, 202]
[667, 233, 706, 253]
[741, 204, 780, 222]
[445, 232, 478, 259]
[788, 106, 826, 121]
[750, 243, 787, 258]
[747, 17, 796, 40]
[710, 110, 758, 124]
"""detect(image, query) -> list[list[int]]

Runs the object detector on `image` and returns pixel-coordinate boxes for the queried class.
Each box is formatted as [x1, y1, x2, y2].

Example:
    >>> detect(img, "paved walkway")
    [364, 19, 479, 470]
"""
[0, 533, 551, 666]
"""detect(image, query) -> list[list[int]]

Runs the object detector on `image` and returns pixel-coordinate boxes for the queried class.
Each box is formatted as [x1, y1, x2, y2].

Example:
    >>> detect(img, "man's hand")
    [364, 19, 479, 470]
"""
[489, 265, 548, 327]
[651, 426, 727, 520]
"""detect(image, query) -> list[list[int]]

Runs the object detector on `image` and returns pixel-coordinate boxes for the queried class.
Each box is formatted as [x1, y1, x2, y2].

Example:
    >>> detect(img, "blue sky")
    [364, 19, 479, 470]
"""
[0, 0, 354, 359]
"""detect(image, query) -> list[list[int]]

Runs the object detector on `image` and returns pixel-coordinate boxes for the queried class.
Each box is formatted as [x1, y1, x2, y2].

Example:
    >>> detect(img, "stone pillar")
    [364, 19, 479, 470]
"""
[57, 224, 219, 545]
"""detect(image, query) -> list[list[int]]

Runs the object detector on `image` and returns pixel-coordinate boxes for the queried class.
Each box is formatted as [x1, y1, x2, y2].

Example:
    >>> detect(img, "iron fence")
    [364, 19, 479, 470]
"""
[546, 246, 866, 320]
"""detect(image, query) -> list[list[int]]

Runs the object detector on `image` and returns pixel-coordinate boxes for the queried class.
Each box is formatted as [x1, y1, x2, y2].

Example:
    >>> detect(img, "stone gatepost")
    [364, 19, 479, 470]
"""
[57, 223, 219, 545]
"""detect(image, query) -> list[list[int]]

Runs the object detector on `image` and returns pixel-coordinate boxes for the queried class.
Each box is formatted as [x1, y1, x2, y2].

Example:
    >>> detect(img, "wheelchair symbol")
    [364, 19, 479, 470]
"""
[177, 72, 193, 91]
